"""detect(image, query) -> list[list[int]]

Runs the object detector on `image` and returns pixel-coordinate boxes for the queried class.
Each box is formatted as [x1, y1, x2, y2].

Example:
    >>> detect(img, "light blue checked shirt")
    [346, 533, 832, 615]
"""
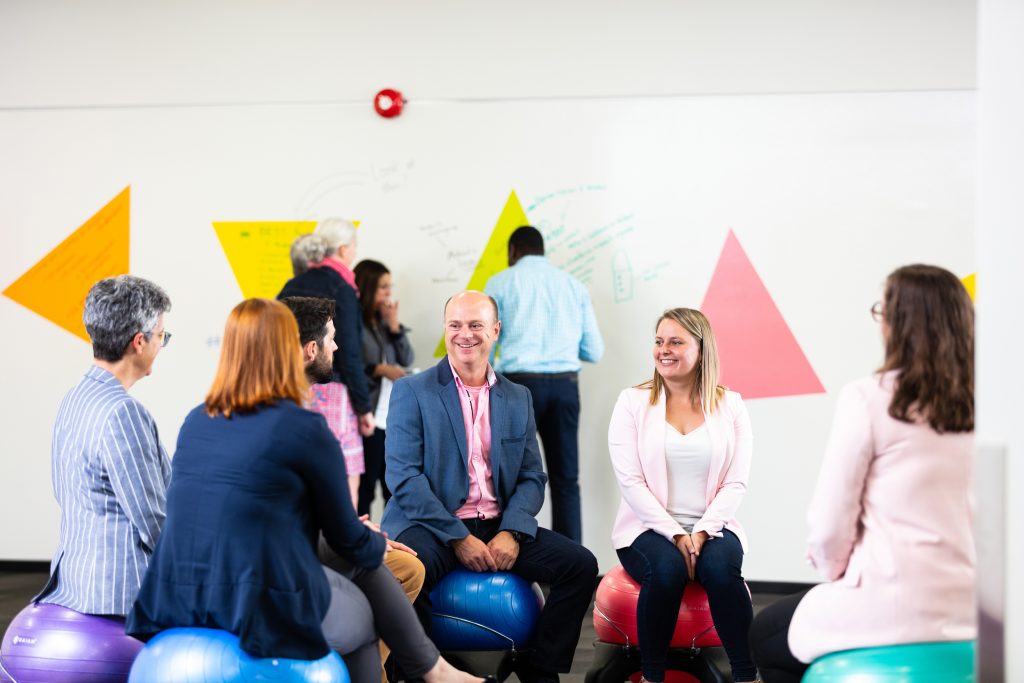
[485, 255, 604, 373]
[36, 365, 170, 616]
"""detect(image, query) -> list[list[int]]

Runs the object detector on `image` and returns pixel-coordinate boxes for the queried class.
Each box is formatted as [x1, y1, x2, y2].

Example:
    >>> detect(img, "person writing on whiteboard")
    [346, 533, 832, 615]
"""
[608, 308, 758, 683]
[278, 219, 373, 504]
[353, 259, 414, 517]
[748, 265, 976, 682]
[36, 275, 172, 618]
[484, 225, 604, 544]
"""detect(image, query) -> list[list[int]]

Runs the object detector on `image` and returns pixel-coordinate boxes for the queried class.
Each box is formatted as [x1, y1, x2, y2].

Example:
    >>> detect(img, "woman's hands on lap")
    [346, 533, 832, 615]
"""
[674, 531, 710, 580]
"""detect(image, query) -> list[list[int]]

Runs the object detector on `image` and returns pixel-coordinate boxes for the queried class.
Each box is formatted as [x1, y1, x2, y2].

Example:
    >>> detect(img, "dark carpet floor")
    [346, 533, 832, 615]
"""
[0, 571, 786, 683]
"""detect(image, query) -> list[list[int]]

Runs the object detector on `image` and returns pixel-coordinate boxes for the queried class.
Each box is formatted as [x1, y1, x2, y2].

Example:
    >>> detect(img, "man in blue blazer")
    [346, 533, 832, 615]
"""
[382, 291, 598, 683]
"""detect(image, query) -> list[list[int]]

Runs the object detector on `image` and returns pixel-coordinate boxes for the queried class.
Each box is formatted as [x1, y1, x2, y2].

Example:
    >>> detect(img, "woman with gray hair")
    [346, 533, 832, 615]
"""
[279, 219, 372, 503]
[36, 275, 173, 619]
[290, 232, 330, 277]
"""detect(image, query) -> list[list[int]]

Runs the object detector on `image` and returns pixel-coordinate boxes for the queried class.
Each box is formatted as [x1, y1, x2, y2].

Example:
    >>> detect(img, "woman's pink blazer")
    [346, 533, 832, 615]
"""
[608, 386, 751, 551]
[788, 372, 976, 662]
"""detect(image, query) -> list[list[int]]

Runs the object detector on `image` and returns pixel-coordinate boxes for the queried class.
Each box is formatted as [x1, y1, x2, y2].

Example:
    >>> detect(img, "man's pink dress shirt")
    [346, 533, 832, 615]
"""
[450, 361, 500, 520]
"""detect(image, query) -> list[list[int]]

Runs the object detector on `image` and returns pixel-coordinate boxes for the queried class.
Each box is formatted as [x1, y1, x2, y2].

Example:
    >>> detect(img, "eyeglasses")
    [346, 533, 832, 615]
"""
[159, 330, 172, 348]
[870, 302, 884, 323]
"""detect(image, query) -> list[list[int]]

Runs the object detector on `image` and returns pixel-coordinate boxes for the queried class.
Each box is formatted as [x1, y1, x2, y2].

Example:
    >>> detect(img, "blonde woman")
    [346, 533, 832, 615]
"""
[608, 308, 757, 683]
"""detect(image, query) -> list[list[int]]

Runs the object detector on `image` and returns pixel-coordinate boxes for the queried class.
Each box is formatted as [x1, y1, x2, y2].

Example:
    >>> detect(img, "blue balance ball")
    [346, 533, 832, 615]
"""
[430, 569, 544, 651]
[803, 640, 975, 682]
[127, 628, 349, 683]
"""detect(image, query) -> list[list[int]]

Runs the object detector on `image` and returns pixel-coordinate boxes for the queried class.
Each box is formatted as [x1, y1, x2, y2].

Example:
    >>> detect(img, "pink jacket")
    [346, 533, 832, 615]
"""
[788, 372, 976, 662]
[608, 386, 751, 551]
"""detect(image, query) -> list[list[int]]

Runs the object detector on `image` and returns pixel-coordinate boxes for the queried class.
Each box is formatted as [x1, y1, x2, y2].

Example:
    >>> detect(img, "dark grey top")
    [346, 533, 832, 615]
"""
[361, 321, 414, 410]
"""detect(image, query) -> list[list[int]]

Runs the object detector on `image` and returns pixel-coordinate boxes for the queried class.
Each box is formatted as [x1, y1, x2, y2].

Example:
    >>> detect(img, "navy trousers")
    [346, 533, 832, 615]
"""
[617, 529, 757, 682]
[357, 428, 391, 517]
[504, 373, 582, 543]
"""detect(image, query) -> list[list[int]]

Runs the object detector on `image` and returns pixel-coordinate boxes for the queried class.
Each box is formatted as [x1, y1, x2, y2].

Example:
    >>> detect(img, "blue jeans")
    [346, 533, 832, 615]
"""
[504, 373, 581, 543]
[617, 529, 756, 682]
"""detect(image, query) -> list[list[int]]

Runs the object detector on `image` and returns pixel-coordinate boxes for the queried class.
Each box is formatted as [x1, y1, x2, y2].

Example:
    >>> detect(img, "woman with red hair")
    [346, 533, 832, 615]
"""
[127, 299, 485, 683]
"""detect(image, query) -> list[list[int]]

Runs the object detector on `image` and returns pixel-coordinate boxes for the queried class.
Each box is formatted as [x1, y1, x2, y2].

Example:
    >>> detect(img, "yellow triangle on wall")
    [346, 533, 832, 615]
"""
[434, 191, 529, 356]
[961, 272, 976, 302]
[3, 186, 131, 342]
[213, 221, 318, 299]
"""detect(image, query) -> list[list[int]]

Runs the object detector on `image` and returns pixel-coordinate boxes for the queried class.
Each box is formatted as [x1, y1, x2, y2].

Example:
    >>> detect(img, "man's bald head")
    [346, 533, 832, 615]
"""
[444, 291, 499, 324]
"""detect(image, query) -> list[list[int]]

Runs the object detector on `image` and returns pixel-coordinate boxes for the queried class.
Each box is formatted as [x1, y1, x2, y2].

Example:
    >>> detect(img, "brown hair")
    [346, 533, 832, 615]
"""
[879, 264, 974, 433]
[354, 259, 389, 327]
[639, 308, 726, 413]
[205, 298, 310, 417]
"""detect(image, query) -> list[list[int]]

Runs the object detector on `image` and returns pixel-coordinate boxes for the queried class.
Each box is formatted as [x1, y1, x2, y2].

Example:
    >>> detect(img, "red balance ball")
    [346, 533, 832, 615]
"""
[593, 566, 722, 649]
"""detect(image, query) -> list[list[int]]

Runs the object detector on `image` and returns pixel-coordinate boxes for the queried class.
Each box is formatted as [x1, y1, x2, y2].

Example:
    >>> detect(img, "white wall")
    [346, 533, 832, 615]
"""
[977, 0, 1024, 669]
[0, 2, 978, 584]
[1, 0, 974, 107]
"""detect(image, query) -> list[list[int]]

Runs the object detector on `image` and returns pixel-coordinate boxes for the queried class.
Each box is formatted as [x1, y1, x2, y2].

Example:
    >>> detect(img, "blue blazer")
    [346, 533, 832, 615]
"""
[381, 358, 548, 544]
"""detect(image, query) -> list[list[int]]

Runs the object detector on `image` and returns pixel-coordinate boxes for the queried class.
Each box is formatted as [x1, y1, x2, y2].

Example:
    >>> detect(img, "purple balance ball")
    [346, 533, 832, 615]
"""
[0, 603, 143, 683]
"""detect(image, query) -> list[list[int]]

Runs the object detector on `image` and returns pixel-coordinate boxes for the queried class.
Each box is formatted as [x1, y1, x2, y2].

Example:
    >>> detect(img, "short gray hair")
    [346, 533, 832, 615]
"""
[84, 275, 171, 362]
[290, 233, 330, 276]
[314, 218, 357, 251]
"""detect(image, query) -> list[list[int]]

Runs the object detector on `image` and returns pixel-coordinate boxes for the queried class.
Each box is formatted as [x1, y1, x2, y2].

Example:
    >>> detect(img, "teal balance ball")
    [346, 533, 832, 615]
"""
[127, 628, 349, 683]
[803, 640, 975, 682]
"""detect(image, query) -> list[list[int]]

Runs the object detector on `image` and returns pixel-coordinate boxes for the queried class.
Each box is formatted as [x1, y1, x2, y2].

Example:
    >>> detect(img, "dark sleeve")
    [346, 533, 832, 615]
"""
[332, 286, 373, 414]
[290, 411, 385, 568]
[389, 326, 415, 368]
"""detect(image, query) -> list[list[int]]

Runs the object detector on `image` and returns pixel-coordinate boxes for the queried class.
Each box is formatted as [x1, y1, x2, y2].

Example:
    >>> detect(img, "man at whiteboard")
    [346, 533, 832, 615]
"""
[484, 226, 604, 544]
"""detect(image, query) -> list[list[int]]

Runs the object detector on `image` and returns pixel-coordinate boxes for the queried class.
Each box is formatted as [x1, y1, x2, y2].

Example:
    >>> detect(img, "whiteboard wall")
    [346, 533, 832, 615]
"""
[0, 90, 974, 580]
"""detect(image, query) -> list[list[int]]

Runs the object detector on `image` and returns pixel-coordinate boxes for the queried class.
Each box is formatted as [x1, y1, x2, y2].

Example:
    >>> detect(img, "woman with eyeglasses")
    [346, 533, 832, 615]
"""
[748, 264, 976, 682]
[127, 299, 486, 683]
[608, 308, 758, 683]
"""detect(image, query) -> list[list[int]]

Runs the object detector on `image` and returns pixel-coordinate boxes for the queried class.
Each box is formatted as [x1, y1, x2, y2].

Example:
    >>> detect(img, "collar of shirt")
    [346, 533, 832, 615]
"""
[86, 364, 121, 387]
[314, 255, 358, 293]
[449, 360, 497, 392]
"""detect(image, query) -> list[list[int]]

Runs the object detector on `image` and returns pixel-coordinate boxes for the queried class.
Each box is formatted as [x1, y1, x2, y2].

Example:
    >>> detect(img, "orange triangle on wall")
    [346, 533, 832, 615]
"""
[3, 187, 131, 342]
[700, 230, 825, 399]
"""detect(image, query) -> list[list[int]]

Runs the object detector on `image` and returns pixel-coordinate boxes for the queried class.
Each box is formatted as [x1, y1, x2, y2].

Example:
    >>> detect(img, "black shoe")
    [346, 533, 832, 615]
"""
[514, 659, 559, 683]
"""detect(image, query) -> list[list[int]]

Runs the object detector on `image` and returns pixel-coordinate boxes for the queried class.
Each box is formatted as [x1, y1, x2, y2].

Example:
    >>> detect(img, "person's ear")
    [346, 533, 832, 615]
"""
[302, 340, 319, 364]
[130, 331, 147, 355]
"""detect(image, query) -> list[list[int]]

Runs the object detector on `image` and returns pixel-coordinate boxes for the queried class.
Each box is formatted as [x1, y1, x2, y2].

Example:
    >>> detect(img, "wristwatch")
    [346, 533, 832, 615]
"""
[508, 530, 528, 543]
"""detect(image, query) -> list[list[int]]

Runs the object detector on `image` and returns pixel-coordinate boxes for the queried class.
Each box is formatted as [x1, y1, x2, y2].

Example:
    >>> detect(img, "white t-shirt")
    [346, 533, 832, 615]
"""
[664, 423, 711, 532]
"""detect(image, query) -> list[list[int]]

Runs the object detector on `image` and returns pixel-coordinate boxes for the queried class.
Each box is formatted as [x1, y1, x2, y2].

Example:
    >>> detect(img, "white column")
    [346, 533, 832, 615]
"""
[977, 0, 1024, 675]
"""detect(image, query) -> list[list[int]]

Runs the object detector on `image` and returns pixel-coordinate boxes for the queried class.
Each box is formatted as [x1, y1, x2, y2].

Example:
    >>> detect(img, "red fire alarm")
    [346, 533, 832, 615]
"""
[374, 89, 405, 118]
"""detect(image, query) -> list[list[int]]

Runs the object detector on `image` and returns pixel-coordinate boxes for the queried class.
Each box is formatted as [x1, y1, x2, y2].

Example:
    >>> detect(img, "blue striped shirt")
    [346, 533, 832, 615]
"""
[36, 366, 170, 616]
[484, 255, 604, 373]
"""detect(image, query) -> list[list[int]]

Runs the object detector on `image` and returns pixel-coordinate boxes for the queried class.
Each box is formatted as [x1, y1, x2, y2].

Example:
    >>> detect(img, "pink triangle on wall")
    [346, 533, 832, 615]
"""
[700, 230, 825, 399]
